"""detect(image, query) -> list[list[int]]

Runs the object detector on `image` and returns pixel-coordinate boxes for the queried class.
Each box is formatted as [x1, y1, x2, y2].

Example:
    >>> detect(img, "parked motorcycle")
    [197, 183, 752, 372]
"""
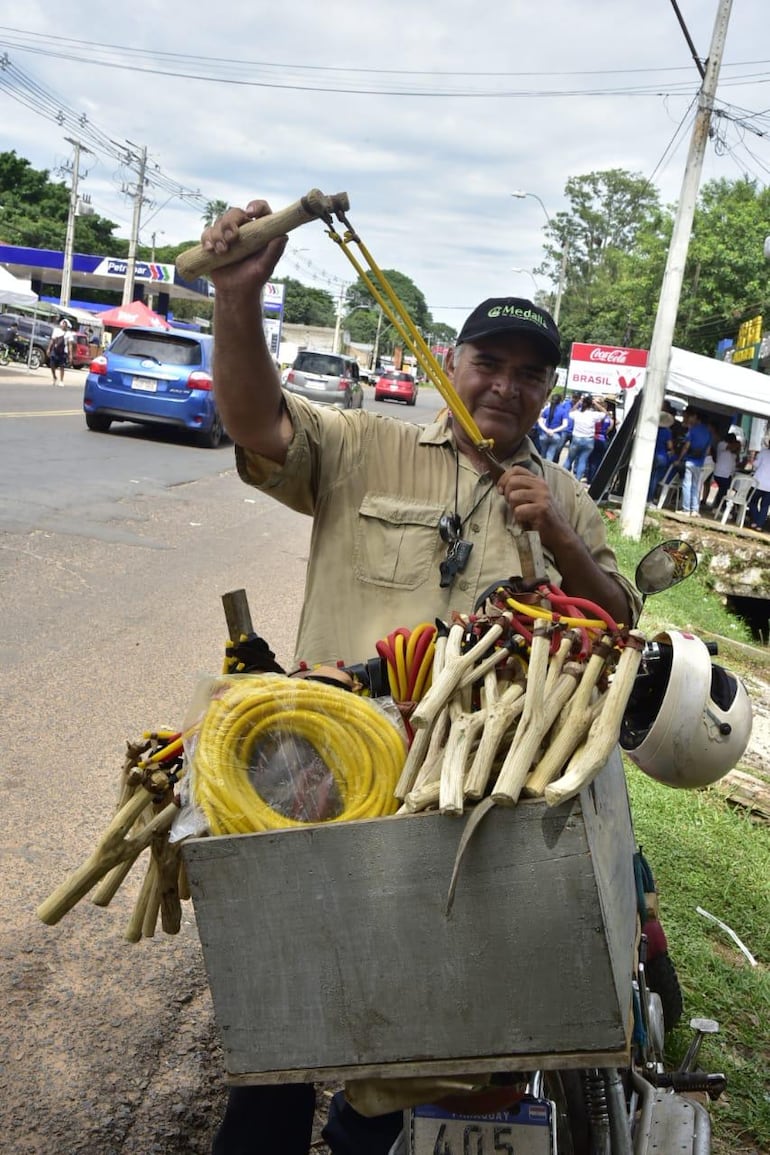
[0, 335, 44, 370]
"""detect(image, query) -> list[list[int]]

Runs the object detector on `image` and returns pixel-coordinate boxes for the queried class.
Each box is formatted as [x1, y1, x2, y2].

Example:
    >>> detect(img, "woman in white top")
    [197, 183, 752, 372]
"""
[748, 438, 770, 531]
[566, 394, 607, 482]
[710, 434, 740, 507]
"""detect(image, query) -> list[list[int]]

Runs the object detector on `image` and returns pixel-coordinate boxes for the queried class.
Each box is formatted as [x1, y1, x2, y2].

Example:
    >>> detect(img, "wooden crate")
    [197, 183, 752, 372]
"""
[183, 750, 637, 1084]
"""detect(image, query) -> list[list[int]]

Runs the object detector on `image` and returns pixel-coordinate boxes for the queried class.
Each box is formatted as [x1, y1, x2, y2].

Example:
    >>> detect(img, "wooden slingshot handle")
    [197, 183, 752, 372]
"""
[175, 188, 350, 280]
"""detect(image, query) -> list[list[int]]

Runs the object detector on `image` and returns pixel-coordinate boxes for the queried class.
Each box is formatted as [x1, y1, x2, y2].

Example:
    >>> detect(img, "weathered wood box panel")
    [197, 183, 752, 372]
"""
[183, 751, 636, 1084]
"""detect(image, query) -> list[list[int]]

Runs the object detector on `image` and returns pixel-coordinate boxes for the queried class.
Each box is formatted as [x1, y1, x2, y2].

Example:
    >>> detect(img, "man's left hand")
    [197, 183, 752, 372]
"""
[496, 465, 573, 550]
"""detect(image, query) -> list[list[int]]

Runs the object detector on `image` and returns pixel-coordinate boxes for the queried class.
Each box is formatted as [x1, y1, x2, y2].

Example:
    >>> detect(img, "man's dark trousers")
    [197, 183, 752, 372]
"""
[212, 1084, 402, 1154]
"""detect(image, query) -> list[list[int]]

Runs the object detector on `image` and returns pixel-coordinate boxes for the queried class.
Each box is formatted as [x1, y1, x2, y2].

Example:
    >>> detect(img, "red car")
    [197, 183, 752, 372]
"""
[374, 370, 418, 406]
[70, 331, 95, 369]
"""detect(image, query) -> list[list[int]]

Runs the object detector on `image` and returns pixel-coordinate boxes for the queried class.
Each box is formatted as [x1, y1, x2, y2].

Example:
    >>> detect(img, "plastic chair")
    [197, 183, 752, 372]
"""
[715, 475, 757, 528]
[699, 462, 715, 506]
[656, 465, 683, 511]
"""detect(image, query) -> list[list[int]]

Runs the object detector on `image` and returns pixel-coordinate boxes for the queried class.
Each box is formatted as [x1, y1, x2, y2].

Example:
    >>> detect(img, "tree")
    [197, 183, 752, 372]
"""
[202, 199, 229, 228]
[276, 277, 335, 326]
[0, 150, 122, 255]
[536, 169, 667, 353]
[677, 177, 770, 355]
[345, 269, 432, 356]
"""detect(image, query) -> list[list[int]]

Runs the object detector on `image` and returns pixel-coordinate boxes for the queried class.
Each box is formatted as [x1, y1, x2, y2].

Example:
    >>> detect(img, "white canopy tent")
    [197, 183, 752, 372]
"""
[666, 346, 770, 420]
[0, 265, 38, 307]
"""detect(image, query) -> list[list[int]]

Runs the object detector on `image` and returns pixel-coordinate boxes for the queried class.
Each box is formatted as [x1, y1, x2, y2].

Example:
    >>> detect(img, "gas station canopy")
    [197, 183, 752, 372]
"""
[0, 243, 213, 304]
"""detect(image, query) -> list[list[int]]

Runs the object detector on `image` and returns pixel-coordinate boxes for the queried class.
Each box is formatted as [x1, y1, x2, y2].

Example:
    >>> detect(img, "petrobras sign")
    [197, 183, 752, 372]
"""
[263, 281, 285, 312]
[93, 257, 174, 283]
[567, 342, 648, 397]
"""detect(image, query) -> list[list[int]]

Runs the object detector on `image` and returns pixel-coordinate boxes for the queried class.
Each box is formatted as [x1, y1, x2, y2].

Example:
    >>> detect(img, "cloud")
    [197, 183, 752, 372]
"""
[0, 0, 767, 328]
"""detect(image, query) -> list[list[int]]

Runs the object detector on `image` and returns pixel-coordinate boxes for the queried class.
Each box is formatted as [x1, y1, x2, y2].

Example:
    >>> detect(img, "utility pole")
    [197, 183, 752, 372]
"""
[332, 284, 346, 353]
[121, 144, 148, 307]
[620, 0, 733, 539]
[61, 138, 93, 308]
[370, 305, 384, 370]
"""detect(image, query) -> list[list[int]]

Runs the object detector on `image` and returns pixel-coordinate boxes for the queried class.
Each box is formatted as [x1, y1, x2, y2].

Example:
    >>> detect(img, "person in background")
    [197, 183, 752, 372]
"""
[747, 436, 770, 531]
[537, 389, 572, 463]
[647, 411, 675, 504]
[676, 407, 712, 516]
[46, 317, 71, 385]
[566, 394, 608, 482]
[5, 319, 24, 359]
[586, 398, 616, 484]
[709, 433, 740, 510]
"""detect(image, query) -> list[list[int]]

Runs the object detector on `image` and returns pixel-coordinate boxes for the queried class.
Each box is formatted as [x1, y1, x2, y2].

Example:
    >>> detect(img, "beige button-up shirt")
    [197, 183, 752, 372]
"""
[236, 393, 640, 667]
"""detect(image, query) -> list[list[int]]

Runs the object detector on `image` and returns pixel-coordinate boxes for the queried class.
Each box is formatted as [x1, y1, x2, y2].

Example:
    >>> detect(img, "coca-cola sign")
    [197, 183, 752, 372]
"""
[567, 342, 648, 396]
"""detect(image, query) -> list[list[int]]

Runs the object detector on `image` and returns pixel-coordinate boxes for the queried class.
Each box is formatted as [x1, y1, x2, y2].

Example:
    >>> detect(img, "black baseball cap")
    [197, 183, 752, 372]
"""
[456, 297, 561, 365]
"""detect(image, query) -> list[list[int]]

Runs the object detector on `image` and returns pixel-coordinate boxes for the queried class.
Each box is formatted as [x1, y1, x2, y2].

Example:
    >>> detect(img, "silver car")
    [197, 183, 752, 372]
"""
[283, 350, 364, 409]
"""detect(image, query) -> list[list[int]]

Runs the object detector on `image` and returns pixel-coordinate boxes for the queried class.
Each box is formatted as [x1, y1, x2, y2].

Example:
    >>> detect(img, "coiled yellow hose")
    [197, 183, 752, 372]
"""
[192, 675, 406, 835]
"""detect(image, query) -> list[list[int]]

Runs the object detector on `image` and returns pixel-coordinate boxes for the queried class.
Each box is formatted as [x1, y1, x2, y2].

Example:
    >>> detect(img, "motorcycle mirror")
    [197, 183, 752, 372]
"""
[635, 539, 698, 596]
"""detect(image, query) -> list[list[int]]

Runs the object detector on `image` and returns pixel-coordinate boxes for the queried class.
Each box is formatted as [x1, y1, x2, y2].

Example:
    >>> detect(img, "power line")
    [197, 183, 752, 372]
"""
[1, 29, 768, 99]
[0, 54, 210, 213]
[1, 26, 768, 82]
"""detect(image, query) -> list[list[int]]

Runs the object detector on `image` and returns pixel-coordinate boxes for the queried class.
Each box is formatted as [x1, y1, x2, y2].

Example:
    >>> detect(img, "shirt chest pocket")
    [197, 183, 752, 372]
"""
[353, 494, 443, 590]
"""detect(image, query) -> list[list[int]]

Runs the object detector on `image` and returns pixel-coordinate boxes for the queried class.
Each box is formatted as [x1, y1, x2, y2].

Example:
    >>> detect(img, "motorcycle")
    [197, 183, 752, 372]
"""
[180, 539, 752, 1155]
[0, 334, 45, 370]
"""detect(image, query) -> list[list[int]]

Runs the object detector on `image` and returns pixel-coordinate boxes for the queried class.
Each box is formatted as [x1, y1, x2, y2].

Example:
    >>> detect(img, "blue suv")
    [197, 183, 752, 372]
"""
[83, 327, 225, 448]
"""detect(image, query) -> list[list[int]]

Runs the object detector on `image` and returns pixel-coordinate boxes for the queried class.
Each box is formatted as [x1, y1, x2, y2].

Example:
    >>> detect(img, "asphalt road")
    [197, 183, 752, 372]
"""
[0, 366, 439, 1154]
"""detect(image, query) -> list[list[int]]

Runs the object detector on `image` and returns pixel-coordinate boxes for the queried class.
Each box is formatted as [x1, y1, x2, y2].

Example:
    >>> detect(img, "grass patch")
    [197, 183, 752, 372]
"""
[604, 516, 770, 1150]
[628, 765, 770, 1150]
[604, 517, 755, 645]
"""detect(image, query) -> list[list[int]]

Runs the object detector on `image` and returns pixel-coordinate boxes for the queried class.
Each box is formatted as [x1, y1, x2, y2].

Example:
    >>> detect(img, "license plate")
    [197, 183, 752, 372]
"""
[408, 1098, 556, 1155]
[131, 378, 158, 392]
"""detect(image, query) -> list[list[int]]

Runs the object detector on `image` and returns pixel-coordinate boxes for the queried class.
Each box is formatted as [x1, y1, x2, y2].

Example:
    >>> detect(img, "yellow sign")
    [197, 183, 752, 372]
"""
[737, 315, 763, 349]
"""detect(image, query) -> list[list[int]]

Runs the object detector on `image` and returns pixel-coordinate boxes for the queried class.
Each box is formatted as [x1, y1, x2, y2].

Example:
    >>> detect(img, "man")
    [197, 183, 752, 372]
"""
[46, 318, 71, 385]
[647, 411, 675, 504]
[201, 199, 640, 1154]
[676, 407, 712, 516]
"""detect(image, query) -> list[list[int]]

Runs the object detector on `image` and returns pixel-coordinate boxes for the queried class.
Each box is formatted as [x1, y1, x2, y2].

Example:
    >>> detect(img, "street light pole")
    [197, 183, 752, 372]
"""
[332, 284, 346, 353]
[553, 238, 568, 325]
[511, 190, 566, 321]
[511, 267, 540, 295]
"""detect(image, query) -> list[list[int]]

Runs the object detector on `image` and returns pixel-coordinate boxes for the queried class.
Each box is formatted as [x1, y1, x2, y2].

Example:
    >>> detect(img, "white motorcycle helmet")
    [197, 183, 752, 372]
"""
[620, 630, 752, 789]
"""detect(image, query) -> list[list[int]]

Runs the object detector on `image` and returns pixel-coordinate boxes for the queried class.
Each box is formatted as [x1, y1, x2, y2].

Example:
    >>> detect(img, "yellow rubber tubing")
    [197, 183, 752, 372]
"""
[192, 676, 406, 835]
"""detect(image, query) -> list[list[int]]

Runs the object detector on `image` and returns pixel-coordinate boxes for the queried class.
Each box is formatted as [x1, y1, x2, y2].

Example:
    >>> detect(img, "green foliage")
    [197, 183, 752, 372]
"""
[346, 269, 432, 355]
[541, 169, 668, 355]
[542, 168, 770, 361]
[628, 770, 770, 1151]
[344, 307, 379, 344]
[678, 177, 770, 355]
[0, 150, 122, 255]
[275, 276, 335, 326]
[202, 199, 229, 228]
[606, 515, 769, 1150]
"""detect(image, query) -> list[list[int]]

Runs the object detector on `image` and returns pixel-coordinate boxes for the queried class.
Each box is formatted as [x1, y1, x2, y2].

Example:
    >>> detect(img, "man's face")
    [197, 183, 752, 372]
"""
[446, 334, 554, 458]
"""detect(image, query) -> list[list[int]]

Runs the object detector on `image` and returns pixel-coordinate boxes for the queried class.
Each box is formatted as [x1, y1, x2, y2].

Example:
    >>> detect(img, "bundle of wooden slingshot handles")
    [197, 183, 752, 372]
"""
[36, 576, 643, 940]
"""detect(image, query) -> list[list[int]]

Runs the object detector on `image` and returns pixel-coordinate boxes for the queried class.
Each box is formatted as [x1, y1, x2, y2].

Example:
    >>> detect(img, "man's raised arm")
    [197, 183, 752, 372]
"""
[203, 200, 293, 462]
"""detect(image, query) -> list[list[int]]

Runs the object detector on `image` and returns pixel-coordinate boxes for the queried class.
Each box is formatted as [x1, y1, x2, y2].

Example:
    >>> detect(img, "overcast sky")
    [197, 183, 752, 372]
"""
[0, 1, 768, 331]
